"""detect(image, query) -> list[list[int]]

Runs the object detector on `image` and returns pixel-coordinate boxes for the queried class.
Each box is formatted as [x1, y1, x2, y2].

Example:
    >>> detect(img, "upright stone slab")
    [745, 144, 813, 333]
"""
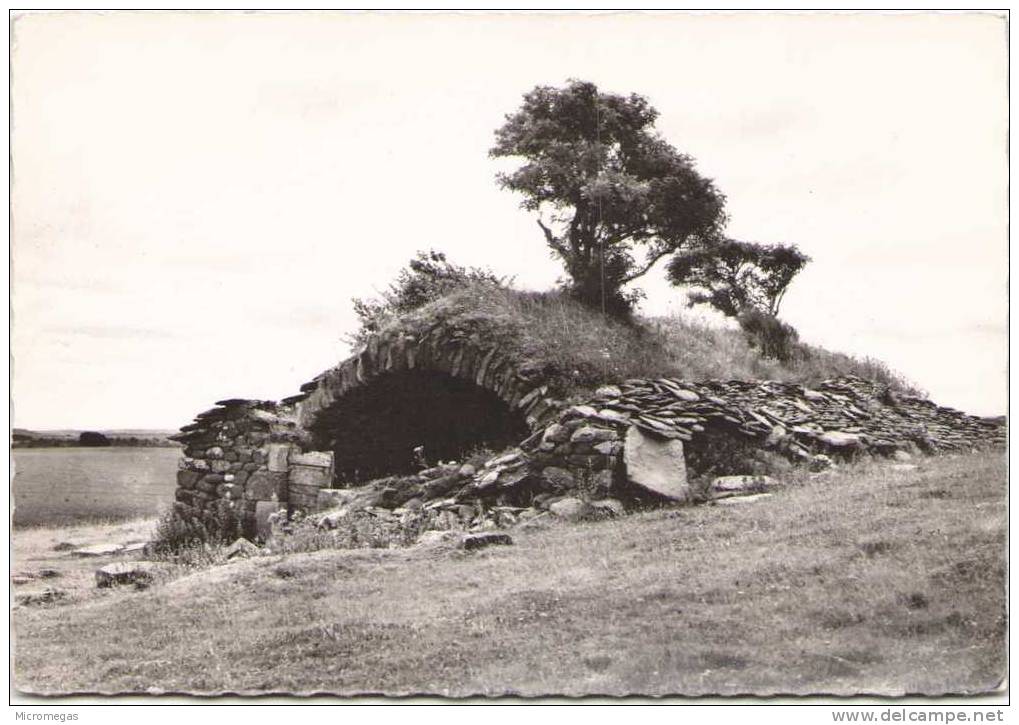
[623, 425, 690, 501]
[287, 450, 334, 510]
[254, 501, 281, 541]
[266, 444, 292, 473]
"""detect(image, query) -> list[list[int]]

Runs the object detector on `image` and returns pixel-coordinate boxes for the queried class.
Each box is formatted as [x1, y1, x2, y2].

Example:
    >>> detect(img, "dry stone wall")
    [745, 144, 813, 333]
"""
[458, 374, 1005, 505]
[170, 400, 332, 540]
[169, 356, 1005, 537]
[289, 323, 562, 434]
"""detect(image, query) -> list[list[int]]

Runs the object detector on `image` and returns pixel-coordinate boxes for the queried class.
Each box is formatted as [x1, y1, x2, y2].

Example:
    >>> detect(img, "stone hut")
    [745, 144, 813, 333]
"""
[171, 314, 1005, 539]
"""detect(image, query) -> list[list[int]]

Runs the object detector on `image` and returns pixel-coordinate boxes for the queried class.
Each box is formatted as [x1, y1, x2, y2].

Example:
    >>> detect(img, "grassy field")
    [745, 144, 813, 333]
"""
[13, 447, 180, 527]
[12, 452, 1006, 697]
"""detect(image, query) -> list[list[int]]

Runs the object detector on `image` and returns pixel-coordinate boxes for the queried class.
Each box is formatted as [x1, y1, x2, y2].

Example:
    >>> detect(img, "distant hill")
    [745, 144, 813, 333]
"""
[11, 428, 181, 448]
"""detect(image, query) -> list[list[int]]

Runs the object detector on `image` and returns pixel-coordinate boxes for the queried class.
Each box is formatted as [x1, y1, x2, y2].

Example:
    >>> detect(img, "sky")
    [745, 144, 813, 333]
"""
[11, 11, 1008, 429]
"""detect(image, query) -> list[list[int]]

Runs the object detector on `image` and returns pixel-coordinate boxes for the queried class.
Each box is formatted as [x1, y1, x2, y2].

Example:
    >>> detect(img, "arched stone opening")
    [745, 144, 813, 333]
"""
[306, 369, 531, 483]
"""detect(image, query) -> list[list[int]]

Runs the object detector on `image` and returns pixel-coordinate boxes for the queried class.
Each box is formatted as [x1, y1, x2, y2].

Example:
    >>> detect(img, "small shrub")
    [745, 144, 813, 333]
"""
[347, 250, 507, 347]
[737, 309, 799, 362]
[149, 503, 240, 558]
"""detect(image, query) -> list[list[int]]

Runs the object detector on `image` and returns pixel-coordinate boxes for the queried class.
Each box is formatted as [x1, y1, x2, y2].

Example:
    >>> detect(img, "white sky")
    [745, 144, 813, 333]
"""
[11, 11, 1008, 429]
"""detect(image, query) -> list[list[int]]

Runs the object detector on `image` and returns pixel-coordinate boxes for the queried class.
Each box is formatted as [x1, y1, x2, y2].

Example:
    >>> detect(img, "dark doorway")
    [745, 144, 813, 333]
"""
[308, 370, 530, 484]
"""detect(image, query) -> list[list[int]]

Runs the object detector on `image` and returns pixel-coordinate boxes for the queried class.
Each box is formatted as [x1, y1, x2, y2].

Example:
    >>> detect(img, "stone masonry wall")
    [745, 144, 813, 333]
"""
[460, 374, 1006, 505]
[170, 400, 332, 540]
[169, 373, 1005, 538]
[290, 323, 563, 435]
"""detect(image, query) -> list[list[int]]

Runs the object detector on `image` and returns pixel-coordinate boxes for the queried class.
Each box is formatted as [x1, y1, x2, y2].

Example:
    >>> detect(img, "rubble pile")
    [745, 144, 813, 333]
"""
[573, 375, 1006, 458]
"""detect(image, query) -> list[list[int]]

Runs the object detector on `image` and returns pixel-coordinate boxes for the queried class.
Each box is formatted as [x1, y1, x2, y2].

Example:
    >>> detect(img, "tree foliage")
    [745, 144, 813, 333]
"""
[347, 250, 504, 347]
[491, 80, 726, 315]
[78, 431, 110, 447]
[666, 238, 810, 318]
[736, 308, 800, 362]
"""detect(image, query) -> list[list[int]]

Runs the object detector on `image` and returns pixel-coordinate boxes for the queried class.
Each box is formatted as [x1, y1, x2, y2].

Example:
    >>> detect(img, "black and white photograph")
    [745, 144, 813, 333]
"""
[8, 9, 1008, 707]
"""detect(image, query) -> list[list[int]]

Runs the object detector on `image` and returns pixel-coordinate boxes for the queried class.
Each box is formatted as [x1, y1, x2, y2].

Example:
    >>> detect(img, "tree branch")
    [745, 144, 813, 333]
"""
[619, 247, 673, 284]
[536, 218, 568, 256]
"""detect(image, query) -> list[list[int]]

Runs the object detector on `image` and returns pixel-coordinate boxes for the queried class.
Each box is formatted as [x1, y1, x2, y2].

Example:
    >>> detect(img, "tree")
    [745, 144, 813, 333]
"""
[78, 431, 110, 447]
[666, 238, 810, 318]
[667, 238, 810, 361]
[491, 80, 727, 315]
[347, 250, 504, 346]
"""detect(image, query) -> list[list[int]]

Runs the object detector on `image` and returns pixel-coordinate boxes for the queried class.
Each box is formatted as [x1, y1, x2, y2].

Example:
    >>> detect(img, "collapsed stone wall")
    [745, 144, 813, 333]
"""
[170, 366, 1004, 540]
[452, 374, 1006, 506]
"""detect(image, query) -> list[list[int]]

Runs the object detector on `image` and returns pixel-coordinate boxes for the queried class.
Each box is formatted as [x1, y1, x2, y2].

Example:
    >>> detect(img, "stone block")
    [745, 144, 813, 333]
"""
[210, 460, 231, 473]
[266, 444, 291, 473]
[289, 465, 331, 488]
[205, 446, 224, 459]
[95, 562, 155, 588]
[176, 470, 202, 490]
[710, 475, 773, 498]
[541, 466, 575, 490]
[245, 470, 286, 501]
[459, 532, 513, 551]
[594, 441, 622, 456]
[224, 538, 259, 560]
[291, 451, 333, 468]
[216, 483, 243, 500]
[254, 501, 282, 541]
[422, 474, 463, 499]
[542, 423, 570, 444]
[549, 497, 596, 522]
[623, 426, 689, 502]
[819, 431, 863, 449]
[714, 493, 772, 505]
[570, 426, 618, 444]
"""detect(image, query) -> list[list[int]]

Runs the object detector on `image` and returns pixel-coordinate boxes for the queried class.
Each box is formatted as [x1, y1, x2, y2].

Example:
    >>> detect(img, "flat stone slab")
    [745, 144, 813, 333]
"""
[711, 475, 774, 498]
[549, 497, 596, 522]
[623, 425, 690, 501]
[819, 431, 863, 448]
[459, 532, 513, 551]
[290, 451, 334, 468]
[95, 562, 156, 588]
[714, 493, 773, 505]
[415, 530, 460, 548]
[224, 538, 260, 560]
[72, 543, 125, 558]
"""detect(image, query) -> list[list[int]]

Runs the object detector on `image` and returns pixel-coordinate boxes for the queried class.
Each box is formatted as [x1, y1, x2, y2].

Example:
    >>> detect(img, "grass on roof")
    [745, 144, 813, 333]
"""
[378, 282, 921, 401]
